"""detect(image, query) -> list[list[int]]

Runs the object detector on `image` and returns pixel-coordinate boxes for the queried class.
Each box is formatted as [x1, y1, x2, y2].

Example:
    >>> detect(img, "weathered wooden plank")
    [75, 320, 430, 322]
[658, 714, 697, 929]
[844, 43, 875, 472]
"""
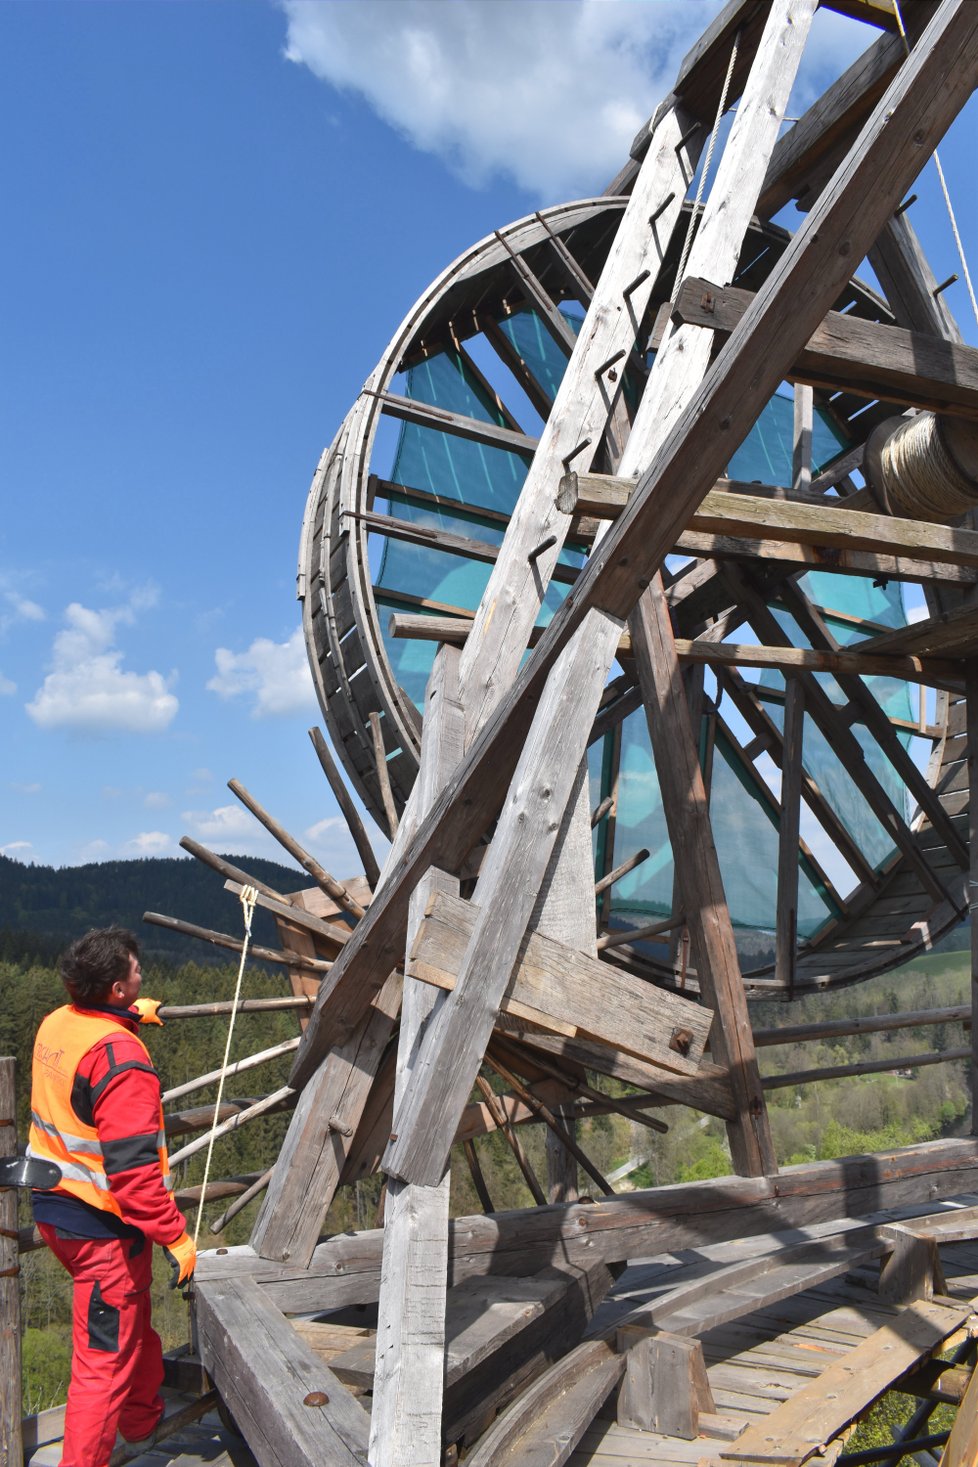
[384, 611, 625, 1187]
[674, 275, 978, 417]
[194, 1275, 370, 1467]
[285, 0, 978, 1100]
[389, 613, 961, 690]
[370, 646, 464, 1467]
[562, 474, 978, 579]
[249, 970, 401, 1263]
[670, 0, 773, 126]
[627, 1234, 887, 1338]
[330, 1262, 613, 1449]
[858, 603, 978, 660]
[719, 1295, 972, 1463]
[496, 1020, 738, 1121]
[409, 889, 711, 1075]
[462, 1339, 625, 1467]
[198, 1140, 978, 1315]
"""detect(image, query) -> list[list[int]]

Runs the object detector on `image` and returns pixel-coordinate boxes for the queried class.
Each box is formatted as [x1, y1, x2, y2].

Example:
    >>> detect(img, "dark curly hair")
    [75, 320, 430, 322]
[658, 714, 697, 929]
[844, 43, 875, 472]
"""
[60, 927, 139, 1005]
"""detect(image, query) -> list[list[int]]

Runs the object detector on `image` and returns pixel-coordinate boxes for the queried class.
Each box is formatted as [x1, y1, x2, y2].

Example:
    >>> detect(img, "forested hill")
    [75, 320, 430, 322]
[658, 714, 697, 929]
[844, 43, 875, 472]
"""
[0, 852, 315, 967]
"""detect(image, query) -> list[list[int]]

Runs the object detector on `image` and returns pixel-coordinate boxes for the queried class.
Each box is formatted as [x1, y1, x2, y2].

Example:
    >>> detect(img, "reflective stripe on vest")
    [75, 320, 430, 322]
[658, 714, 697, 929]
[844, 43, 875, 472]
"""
[29, 1006, 171, 1217]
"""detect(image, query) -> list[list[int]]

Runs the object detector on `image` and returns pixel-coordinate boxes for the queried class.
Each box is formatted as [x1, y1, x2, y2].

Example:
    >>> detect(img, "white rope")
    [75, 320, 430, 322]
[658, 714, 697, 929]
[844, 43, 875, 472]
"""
[892, 0, 978, 328]
[190, 884, 258, 1249]
[674, 27, 741, 292]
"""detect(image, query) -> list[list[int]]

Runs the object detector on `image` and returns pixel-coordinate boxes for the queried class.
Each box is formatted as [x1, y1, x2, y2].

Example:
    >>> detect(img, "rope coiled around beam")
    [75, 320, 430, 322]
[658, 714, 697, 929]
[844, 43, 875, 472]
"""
[869, 413, 978, 524]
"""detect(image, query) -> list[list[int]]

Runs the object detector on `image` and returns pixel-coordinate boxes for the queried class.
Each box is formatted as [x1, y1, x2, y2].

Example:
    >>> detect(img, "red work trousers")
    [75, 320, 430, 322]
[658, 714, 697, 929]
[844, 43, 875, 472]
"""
[38, 1224, 165, 1467]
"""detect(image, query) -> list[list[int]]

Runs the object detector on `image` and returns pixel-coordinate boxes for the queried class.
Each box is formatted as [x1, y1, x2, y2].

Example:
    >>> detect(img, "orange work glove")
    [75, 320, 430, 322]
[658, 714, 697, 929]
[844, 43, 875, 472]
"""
[133, 997, 163, 1026]
[163, 1231, 196, 1291]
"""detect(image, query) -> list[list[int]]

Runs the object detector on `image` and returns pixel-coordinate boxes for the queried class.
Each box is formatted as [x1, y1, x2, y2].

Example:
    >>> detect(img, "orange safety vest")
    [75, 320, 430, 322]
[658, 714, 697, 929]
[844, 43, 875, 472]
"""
[28, 1006, 171, 1216]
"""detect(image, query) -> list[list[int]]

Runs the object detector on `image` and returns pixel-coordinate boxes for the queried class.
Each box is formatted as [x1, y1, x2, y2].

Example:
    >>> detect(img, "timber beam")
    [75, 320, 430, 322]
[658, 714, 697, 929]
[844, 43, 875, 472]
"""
[558, 476, 978, 580]
[199, 1136, 978, 1311]
[387, 612, 962, 690]
[673, 276, 978, 418]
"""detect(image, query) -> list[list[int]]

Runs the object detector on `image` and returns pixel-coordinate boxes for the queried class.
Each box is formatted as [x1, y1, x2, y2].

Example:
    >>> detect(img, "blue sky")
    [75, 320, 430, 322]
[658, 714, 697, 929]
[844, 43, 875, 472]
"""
[2, 0, 976, 880]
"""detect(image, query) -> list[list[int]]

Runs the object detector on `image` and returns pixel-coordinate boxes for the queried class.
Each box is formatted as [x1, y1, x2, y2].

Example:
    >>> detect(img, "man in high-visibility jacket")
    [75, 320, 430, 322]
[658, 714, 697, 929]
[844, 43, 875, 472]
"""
[29, 926, 196, 1467]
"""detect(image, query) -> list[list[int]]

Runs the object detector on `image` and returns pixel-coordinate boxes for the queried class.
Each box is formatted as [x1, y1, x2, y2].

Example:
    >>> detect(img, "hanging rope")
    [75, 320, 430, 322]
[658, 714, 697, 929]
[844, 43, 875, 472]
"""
[892, 0, 978, 328]
[674, 27, 741, 293]
[190, 884, 258, 1249]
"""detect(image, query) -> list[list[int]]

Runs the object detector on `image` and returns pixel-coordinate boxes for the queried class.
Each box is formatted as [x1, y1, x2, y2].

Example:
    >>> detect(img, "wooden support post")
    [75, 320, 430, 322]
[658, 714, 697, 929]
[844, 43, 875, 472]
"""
[616, 1327, 716, 1438]
[878, 1222, 947, 1304]
[530, 762, 597, 1206]
[792, 383, 813, 495]
[462, 1139, 494, 1213]
[776, 676, 804, 990]
[370, 646, 464, 1467]
[370, 709, 400, 840]
[630, 587, 776, 1177]
[0, 1058, 22, 1467]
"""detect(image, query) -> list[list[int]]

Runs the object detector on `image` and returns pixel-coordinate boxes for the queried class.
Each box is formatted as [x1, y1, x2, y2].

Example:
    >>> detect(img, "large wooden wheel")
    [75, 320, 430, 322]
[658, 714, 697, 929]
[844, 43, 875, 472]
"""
[299, 195, 972, 998]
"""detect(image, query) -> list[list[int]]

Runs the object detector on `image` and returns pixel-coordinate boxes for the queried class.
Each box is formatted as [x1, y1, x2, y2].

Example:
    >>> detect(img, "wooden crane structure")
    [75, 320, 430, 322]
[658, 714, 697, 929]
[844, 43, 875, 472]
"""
[37, 1, 978, 1463]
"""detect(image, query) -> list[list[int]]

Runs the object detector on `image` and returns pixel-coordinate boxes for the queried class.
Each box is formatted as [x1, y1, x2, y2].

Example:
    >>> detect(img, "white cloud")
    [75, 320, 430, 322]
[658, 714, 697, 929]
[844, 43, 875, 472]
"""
[144, 790, 171, 810]
[127, 831, 174, 856]
[305, 816, 346, 845]
[181, 803, 257, 845]
[207, 626, 316, 718]
[0, 672, 14, 696]
[4, 591, 44, 623]
[26, 596, 178, 735]
[1, 840, 33, 858]
[77, 839, 111, 863]
[11, 781, 41, 795]
[282, 0, 707, 198]
[280, 0, 868, 201]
